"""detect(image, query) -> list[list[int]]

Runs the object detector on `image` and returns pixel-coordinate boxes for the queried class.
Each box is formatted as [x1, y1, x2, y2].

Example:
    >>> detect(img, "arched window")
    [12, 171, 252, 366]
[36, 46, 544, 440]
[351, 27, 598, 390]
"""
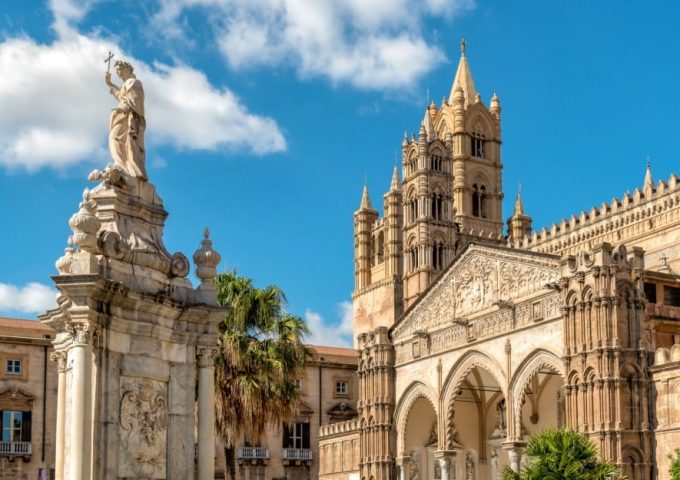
[377, 231, 385, 263]
[432, 241, 444, 270]
[431, 193, 443, 220]
[430, 154, 443, 171]
[472, 184, 487, 218]
[471, 132, 485, 158]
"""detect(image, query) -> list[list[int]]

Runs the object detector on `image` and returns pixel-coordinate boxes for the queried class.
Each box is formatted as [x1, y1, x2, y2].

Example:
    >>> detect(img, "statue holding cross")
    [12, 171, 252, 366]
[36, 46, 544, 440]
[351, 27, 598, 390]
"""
[104, 56, 148, 180]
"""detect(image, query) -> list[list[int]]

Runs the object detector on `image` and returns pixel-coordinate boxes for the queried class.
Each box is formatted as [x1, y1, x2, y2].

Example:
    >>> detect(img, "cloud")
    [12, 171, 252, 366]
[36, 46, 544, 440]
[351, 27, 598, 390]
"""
[152, 0, 475, 90]
[0, 5, 286, 172]
[304, 300, 353, 347]
[0, 282, 57, 315]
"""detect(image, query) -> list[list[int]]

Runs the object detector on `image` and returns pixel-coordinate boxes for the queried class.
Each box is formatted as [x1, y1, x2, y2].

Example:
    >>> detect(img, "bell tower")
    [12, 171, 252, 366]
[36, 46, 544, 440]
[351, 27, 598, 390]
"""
[448, 39, 504, 239]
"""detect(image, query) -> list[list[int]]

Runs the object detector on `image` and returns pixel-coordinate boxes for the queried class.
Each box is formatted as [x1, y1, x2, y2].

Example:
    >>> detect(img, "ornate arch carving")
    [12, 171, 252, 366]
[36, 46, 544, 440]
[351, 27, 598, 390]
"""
[509, 349, 565, 440]
[394, 381, 438, 456]
[440, 351, 506, 448]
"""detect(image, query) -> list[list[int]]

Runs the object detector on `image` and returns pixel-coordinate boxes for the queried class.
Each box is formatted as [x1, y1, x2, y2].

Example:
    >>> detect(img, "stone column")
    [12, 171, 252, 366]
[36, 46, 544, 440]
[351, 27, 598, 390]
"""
[68, 324, 93, 480]
[197, 347, 217, 480]
[439, 456, 451, 480]
[51, 352, 67, 480]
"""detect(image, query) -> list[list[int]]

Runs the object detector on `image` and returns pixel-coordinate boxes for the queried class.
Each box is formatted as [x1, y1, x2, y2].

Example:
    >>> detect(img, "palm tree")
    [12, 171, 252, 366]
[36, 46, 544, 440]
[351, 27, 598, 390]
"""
[501, 429, 624, 480]
[214, 271, 312, 480]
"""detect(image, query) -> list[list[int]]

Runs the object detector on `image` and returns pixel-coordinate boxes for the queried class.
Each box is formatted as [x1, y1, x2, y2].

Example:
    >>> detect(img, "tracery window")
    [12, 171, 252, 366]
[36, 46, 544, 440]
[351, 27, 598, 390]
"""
[432, 242, 444, 270]
[431, 193, 443, 220]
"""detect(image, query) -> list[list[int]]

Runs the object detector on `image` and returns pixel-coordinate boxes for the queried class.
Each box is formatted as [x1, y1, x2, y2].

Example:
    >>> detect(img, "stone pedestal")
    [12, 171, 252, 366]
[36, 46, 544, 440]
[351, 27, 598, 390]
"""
[41, 166, 225, 480]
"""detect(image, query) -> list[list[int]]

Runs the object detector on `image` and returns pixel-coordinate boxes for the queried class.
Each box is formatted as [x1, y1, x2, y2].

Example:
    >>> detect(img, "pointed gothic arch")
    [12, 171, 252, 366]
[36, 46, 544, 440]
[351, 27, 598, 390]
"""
[394, 381, 438, 456]
[509, 349, 565, 440]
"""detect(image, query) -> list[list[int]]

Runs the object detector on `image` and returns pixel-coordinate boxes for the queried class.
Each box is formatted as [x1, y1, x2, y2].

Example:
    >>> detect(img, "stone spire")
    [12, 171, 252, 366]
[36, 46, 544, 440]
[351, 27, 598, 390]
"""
[507, 188, 532, 243]
[449, 38, 478, 107]
[513, 190, 525, 216]
[644, 159, 655, 191]
[360, 184, 373, 210]
[422, 107, 436, 141]
[389, 165, 401, 192]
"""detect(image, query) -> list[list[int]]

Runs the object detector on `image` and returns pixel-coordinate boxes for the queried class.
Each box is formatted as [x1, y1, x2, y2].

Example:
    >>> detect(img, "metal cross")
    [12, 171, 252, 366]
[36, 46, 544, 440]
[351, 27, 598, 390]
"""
[104, 51, 114, 72]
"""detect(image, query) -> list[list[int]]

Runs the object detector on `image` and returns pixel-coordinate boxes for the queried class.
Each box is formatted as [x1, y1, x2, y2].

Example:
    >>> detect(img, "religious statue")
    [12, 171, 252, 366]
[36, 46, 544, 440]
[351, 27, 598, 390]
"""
[105, 58, 147, 180]
[465, 452, 475, 480]
[490, 449, 500, 480]
[490, 399, 507, 439]
[409, 450, 420, 480]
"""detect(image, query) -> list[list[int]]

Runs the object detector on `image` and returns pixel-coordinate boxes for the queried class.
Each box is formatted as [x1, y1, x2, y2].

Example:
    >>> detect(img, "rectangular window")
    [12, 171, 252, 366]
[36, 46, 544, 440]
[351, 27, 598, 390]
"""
[335, 381, 348, 396]
[1, 411, 26, 443]
[644, 282, 657, 304]
[283, 422, 310, 449]
[5, 360, 21, 375]
[664, 286, 680, 307]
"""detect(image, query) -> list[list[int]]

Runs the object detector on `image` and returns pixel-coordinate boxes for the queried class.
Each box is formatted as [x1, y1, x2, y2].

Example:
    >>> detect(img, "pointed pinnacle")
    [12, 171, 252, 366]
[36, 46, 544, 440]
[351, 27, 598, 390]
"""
[390, 166, 401, 192]
[360, 184, 373, 210]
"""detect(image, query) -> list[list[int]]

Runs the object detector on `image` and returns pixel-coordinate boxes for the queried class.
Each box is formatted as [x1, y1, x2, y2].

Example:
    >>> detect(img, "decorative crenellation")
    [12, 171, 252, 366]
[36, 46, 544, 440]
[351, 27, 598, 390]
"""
[319, 418, 360, 438]
[517, 173, 680, 256]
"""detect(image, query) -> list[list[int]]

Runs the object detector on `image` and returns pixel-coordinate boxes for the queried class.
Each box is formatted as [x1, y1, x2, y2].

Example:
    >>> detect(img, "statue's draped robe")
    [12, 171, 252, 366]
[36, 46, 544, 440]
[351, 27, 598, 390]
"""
[109, 77, 147, 180]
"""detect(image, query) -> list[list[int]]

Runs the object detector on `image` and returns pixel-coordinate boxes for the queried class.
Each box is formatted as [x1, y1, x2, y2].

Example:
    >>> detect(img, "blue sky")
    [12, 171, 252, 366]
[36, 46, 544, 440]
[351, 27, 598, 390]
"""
[0, 0, 679, 346]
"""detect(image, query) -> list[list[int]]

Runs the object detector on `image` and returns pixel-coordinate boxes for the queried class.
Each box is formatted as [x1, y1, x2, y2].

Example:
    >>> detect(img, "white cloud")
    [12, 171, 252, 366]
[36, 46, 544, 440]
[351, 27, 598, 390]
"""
[152, 0, 475, 90]
[0, 282, 57, 315]
[0, 5, 286, 172]
[304, 300, 353, 347]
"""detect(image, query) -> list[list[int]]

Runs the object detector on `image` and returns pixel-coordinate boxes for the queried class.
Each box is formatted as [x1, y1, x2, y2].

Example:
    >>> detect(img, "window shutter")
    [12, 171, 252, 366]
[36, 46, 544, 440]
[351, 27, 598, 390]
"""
[282, 423, 291, 448]
[22, 411, 31, 442]
[302, 422, 310, 449]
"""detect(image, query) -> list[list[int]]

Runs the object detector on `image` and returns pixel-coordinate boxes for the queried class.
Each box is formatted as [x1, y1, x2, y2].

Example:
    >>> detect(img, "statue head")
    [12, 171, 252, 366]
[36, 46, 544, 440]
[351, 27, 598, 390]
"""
[114, 60, 135, 79]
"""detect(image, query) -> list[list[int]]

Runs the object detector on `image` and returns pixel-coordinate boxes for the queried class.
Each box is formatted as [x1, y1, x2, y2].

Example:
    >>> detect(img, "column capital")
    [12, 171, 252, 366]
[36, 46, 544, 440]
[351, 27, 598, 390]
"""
[67, 321, 94, 345]
[50, 351, 68, 372]
[197, 347, 218, 367]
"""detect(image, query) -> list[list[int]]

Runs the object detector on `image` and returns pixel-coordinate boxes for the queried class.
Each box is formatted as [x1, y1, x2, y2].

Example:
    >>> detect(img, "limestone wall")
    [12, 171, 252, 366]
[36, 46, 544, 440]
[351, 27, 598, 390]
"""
[650, 344, 680, 479]
[318, 419, 360, 480]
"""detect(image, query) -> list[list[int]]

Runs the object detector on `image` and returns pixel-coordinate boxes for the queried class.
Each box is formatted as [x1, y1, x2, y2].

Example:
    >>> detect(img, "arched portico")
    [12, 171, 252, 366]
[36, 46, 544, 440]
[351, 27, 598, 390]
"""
[441, 351, 508, 480]
[509, 349, 566, 442]
[395, 382, 439, 480]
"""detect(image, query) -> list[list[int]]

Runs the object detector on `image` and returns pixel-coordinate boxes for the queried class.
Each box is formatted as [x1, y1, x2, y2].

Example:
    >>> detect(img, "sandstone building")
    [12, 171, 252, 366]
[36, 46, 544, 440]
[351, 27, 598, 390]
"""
[0, 317, 57, 480]
[220, 345, 359, 480]
[320, 41, 680, 480]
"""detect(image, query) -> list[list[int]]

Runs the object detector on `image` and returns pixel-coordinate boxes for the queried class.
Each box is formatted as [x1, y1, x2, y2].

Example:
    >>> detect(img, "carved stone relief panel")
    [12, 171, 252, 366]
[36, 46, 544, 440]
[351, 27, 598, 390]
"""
[118, 376, 168, 478]
[393, 246, 560, 343]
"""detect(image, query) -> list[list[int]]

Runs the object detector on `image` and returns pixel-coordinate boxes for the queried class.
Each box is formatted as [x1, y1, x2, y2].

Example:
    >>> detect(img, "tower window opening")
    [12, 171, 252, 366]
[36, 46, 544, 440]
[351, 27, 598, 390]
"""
[377, 231, 385, 263]
[431, 155, 443, 171]
[409, 246, 419, 272]
[431, 194, 443, 220]
[432, 242, 444, 270]
[472, 184, 487, 218]
[471, 133, 485, 158]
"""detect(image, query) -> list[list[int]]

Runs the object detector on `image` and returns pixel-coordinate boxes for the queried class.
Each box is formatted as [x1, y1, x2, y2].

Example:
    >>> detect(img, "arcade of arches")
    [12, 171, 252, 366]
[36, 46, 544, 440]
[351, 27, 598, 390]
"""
[396, 358, 564, 480]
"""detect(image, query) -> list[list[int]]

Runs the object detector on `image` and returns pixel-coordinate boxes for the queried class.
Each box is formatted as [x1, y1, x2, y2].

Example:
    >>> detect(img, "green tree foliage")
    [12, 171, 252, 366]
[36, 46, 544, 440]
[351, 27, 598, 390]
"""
[670, 448, 680, 480]
[214, 271, 312, 480]
[501, 429, 623, 480]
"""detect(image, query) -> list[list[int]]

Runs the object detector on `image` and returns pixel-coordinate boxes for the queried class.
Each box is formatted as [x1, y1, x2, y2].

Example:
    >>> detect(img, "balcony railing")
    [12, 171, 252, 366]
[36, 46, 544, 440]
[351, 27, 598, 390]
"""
[237, 447, 269, 460]
[0, 442, 32, 456]
[282, 448, 313, 461]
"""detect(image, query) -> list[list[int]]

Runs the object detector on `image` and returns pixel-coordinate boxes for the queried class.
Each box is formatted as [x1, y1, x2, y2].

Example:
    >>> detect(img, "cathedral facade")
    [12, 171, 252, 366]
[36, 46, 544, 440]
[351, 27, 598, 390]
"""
[319, 42, 680, 480]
